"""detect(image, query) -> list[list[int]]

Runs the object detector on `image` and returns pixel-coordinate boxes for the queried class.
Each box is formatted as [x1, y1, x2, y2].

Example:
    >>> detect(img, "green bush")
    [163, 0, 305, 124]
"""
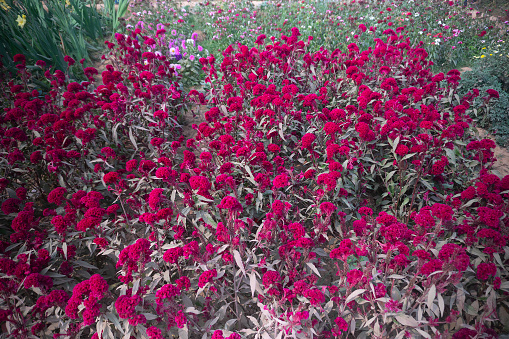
[0, 0, 105, 80]
[458, 67, 509, 147]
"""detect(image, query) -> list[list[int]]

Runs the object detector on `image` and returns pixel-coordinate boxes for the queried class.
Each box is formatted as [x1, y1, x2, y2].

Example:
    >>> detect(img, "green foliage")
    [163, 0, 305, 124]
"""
[458, 61, 509, 147]
[478, 42, 509, 93]
[104, 0, 131, 38]
[0, 0, 104, 79]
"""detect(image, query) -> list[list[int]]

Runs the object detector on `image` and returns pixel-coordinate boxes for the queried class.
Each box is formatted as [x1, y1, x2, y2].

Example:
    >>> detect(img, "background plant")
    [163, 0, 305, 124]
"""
[0, 0, 105, 80]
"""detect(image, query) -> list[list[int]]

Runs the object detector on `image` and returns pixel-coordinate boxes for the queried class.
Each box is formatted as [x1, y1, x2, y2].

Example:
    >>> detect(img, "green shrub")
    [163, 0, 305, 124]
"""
[0, 0, 105, 80]
[458, 67, 509, 146]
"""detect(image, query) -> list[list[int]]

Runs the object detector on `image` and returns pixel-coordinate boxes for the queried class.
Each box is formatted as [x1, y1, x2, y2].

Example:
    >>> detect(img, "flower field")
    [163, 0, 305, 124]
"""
[1, 0, 509, 338]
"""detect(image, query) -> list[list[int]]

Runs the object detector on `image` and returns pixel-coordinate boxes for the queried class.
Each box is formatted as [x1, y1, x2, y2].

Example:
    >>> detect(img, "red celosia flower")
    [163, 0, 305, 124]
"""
[198, 269, 217, 288]
[273, 173, 289, 189]
[301, 133, 316, 149]
[346, 269, 363, 286]
[217, 196, 243, 214]
[47, 187, 67, 205]
[104, 171, 119, 184]
[476, 262, 496, 280]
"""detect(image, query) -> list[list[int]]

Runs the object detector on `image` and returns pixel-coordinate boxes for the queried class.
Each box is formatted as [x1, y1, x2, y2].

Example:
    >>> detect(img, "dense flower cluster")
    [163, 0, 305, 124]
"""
[0, 20, 507, 339]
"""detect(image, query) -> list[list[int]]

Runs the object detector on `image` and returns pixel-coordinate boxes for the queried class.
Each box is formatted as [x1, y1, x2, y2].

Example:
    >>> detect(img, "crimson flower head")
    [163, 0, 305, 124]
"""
[320, 202, 336, 216]
[104, 171, 119, 184]
[486, 89, 499, 99]
[217, 196, 243, 214]
[255, 34, 266, 45]
[301, 133, 316, 149]
[273, 173, 289, 189]
[64, 55, 75, 66]
[13, 54, 26, 64]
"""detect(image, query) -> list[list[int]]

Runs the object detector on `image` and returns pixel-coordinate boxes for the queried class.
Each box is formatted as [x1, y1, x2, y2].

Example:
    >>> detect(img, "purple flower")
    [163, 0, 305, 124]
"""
[198, 45, 203, 52]
[171, 29, 177, 36]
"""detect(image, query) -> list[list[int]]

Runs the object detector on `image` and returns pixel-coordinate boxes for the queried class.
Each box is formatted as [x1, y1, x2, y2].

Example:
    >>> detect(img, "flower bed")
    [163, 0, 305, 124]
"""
[1, 0, 509, 337]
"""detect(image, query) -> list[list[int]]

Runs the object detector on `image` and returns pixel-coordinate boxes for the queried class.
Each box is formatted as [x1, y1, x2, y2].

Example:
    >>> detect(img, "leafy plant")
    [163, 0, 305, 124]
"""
[0, 29, 507, 339]
[459, 67, 509, 146]
[0, 0, 105, 80]
[104, 0, 132, 38]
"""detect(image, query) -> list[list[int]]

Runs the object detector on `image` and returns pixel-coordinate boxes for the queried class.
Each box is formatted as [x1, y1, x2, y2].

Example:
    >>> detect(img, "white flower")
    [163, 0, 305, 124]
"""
[435, 38, 441, 44]
[414, 13, 420, 17]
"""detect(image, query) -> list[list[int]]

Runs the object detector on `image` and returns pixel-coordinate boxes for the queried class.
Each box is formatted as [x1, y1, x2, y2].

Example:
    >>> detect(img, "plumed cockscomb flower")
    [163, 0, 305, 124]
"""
[358, 207, 373, 216]
[104, 172, 119, 184]
[115, 294, 141, 319]
[319, 202, 336, 216]
[273, 173, 289, 189]
[262, 270, 280, 288]
[476, 262, 497, 280]
[148, 188, 164, 210]
[1, 198, 20, 215]
[198, 269, 217, 288]
[217, 196, 243, 214]
[346, 269, 363, 286]
[430, 203, 453, 221]
[301, 133, 316, 149]
[146, 326, 163, 339]
[48, 187, 67, 205]
[24, 273, 53, 292]
[163, 247, 183, 264]
[486, 89, 499, 99]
